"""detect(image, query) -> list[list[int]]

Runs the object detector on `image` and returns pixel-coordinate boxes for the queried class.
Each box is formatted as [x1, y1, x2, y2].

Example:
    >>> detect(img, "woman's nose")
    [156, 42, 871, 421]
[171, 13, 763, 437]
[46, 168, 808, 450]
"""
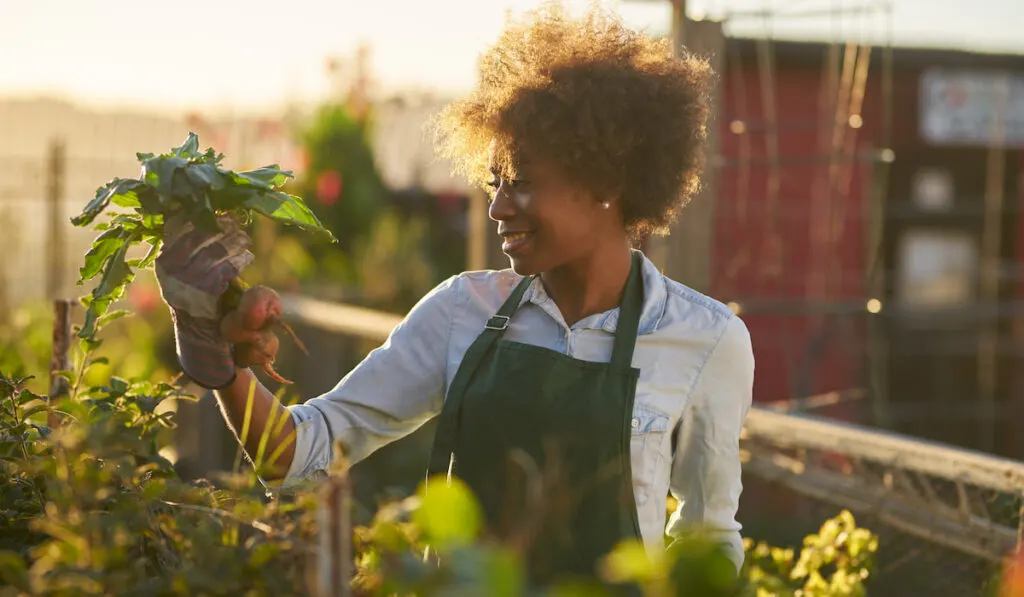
[488, 182, 517, 222]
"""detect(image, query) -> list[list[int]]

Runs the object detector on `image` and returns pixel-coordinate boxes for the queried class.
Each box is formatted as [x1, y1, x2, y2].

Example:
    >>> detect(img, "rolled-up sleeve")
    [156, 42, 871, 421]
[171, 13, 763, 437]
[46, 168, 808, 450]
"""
[283, 275, 462, 486]
[665, 315, 754, 572]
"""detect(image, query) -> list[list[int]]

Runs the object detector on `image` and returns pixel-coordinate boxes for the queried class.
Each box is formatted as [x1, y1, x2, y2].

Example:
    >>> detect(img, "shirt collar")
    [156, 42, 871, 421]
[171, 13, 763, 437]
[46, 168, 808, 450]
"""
[517, 251, 668, 335]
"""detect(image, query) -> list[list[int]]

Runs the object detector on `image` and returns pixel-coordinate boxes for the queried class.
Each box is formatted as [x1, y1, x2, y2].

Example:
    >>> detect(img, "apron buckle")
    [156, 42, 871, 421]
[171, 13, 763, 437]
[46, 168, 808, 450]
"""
[485, 315, 510, 330]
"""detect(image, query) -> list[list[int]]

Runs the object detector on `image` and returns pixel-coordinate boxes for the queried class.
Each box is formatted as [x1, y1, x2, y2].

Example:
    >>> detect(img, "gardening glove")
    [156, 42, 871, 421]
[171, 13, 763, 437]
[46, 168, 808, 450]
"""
[155, 211, 255, 389]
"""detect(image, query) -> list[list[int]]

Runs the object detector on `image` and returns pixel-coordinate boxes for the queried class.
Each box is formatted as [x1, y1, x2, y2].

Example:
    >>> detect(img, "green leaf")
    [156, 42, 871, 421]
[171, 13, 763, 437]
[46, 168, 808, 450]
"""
[137, 187, 163, 213]
[141, 211, 163, 231]
[243, 190, 336, 242]
[79, 238, 136, 339]
[236, 166, 292, 189]
[80, 227, 132, 282]
[137, 238, 163, 269]
[110, 189, 142, 209]
[248, 543, 280, 568]
[601, 541, 657, 584]
[51, 369, 75, 385]
[141, 478, 166, 501]
[413, 476, 482, 550]
[141, 155, 188, 197]
[107, 377, 130, 397]
[97, 309, 133, 327]
[71, 179, 145, 227]
[173, 132, 200, 158]
[78, 336, 103, 355]
[480, 548, 524, 597]
[17, 390, 45, 409]
[21, 403, 52, 420]
[0, 550, 29, 591]
[109, 212, 143, 230]
[185, 162, 229, 191]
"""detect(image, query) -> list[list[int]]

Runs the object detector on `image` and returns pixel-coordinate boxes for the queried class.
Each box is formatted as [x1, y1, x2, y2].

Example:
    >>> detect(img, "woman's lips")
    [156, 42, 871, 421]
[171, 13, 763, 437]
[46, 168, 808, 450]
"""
[501, 231, 534, 253]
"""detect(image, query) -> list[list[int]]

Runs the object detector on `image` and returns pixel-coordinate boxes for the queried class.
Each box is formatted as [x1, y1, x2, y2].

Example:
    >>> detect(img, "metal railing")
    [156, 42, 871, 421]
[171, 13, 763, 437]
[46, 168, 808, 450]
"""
[282, 292, 1024, 596]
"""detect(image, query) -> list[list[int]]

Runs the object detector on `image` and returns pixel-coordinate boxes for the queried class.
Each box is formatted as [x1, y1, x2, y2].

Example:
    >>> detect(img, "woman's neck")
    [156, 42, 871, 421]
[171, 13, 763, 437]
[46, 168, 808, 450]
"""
[540, 242, 633, 327]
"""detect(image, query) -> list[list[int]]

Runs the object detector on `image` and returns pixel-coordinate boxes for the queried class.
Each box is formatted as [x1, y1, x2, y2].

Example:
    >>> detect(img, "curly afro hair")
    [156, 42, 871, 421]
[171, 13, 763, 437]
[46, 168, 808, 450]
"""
[431, 2, 713, 238]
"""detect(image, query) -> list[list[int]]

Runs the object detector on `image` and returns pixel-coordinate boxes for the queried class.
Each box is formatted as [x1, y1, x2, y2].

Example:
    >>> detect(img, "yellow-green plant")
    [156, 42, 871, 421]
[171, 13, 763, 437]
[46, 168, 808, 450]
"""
[744, 510, 878, 597]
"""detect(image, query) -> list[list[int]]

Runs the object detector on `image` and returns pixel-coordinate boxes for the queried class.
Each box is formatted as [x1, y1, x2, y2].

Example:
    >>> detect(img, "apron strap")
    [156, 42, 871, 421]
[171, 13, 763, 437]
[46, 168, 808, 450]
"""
[427, 274, 535, 477]
[609, 251, 645, 370]
[428, 252, 643, 477]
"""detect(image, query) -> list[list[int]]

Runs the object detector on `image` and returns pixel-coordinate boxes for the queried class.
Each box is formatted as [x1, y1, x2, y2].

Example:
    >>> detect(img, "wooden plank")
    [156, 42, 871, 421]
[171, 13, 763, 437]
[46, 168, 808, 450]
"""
[280, 294, 402, 343]
[745, 406, 1024, 494]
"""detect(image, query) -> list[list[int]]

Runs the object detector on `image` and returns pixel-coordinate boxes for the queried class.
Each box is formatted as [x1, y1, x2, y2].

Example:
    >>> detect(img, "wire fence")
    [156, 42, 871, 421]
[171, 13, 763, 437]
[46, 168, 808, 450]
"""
[742, 405, 1023, 597]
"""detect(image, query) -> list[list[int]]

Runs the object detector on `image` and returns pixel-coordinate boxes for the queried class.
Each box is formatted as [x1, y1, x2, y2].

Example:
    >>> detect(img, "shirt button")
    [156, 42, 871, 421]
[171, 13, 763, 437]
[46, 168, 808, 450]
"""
[631, 418, 640, 429]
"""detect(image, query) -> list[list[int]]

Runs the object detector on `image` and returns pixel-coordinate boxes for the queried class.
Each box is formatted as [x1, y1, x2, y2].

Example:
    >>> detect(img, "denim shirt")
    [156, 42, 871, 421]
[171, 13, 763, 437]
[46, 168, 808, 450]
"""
[285, 252, 755, 570]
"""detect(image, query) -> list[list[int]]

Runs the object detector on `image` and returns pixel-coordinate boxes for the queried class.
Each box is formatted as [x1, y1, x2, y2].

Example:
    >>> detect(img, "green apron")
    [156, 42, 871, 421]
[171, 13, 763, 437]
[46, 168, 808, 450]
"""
[428, 250, 646, 586]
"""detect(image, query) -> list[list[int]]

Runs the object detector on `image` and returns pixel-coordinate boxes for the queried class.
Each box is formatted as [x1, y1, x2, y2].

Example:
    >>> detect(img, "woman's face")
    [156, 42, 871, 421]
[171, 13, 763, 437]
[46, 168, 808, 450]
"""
[487, 158, 619, 276]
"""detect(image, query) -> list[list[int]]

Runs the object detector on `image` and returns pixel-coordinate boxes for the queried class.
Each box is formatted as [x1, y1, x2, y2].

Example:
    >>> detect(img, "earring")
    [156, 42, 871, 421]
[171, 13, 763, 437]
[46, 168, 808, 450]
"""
[601, 201, 610, 209]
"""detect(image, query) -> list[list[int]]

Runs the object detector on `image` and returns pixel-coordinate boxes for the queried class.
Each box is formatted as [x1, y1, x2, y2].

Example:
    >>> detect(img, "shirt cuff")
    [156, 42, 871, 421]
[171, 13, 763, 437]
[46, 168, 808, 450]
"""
[281, 405, 325, 487]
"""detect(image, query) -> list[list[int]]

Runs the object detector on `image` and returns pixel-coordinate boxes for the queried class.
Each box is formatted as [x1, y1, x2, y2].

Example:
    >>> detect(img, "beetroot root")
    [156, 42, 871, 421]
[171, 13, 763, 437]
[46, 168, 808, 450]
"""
[220, 310, 261, 345]
[237, 285, 283, 331]
[221, 282, 307, 384]
[232, 329, 279, 367]
[232, 330, 293, 384]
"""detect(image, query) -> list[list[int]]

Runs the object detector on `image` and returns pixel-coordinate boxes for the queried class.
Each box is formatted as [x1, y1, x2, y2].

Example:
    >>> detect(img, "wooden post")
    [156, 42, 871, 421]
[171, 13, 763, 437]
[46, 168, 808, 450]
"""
[644, 0, 686, 271]
[46, 139, 67, 300]
[865, 156, 893, 429]
[1014, 164, 1024, 459]
[314, 453, 352, 597]
[865, 36, 895, 430]
[48, 299, 73, 429]
[977, 76, 1009, 453]
[647, 17, 724, 292]
[467, 188, 488, 271]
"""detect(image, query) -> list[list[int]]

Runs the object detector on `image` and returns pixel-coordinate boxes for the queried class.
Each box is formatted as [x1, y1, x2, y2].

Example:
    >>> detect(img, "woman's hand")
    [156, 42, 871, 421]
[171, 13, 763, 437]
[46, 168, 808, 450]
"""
[155, 212, 254, 389]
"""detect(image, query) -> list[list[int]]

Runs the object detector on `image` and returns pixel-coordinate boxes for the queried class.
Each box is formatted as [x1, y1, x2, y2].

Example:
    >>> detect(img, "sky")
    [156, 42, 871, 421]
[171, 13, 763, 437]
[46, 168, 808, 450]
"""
[1, 0, 1022, 114]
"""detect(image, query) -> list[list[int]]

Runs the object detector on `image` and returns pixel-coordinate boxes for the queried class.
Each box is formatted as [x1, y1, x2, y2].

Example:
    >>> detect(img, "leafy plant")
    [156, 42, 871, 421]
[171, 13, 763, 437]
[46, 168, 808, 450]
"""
[743, 510, 878, 596]
[0, 295, 323, 596]
[69, 133, 337, 340]
[293, 102, 386, 257]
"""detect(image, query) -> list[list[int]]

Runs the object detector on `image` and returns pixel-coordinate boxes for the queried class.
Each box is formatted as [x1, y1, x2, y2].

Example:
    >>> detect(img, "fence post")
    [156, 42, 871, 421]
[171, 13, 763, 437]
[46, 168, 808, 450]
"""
[643, 19, 723, 291]
[46, 138, 67, 301]
[48, 299, 73, 428]
[467, 188, 488, 271]
[314, 449, 353, 597]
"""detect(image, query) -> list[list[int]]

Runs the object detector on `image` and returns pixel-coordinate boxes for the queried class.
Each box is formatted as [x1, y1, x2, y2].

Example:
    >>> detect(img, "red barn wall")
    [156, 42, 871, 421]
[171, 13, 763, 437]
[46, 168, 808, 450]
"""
[712, 44, 881, 410]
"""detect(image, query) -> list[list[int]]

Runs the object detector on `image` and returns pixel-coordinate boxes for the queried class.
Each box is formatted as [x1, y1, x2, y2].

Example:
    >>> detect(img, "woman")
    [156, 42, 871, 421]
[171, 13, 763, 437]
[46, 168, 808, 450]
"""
[155, 3, 754, 585]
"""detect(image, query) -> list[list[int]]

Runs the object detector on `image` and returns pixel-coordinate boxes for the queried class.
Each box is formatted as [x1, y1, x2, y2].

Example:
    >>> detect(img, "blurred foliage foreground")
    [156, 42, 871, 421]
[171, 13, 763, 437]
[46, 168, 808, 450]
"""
[1, 312, 882, 597]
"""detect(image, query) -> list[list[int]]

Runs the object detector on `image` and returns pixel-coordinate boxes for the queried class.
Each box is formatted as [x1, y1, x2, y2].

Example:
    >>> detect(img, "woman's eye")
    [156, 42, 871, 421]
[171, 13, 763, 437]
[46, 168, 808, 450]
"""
[511, 179, 530, 189]
[485, 179, 500, 189]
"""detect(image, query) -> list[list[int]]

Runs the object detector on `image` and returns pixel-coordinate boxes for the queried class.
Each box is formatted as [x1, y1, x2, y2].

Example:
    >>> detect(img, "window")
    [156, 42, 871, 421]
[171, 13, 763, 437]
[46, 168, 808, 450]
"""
[896, 229, 978, 311]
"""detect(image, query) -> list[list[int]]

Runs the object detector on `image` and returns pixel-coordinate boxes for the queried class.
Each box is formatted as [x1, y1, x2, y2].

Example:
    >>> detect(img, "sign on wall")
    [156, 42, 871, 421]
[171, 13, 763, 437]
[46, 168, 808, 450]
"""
[896, 228, 978, 312]
[919, 68, 1024, 148]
